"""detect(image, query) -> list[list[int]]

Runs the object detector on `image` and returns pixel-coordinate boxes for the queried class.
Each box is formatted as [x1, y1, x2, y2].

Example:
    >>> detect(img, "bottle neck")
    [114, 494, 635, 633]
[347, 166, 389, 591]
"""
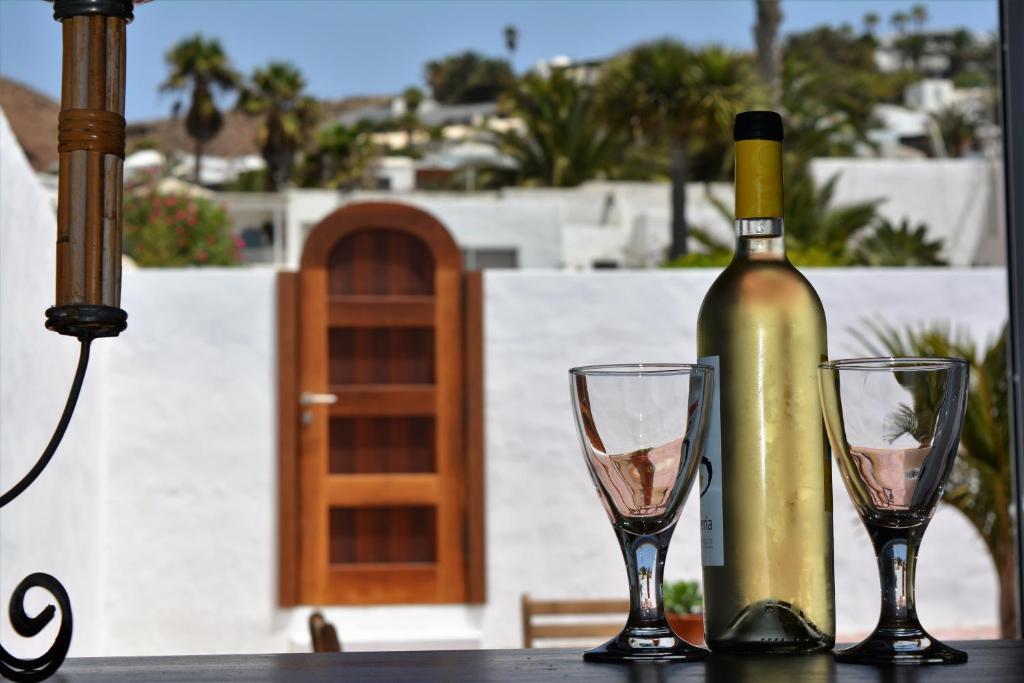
[735, 217, 786, 260]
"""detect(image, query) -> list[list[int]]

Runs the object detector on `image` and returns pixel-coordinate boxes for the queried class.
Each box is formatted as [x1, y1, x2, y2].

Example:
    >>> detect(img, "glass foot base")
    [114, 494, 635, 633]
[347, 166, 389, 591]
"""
[835, 627, 968, 665]
[583, 627, 709, 663]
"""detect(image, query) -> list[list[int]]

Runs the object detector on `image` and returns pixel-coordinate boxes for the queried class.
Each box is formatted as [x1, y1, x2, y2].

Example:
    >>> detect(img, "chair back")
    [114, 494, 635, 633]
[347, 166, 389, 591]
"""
[309, 611, 342, 653]
[520, 594, 628, 648]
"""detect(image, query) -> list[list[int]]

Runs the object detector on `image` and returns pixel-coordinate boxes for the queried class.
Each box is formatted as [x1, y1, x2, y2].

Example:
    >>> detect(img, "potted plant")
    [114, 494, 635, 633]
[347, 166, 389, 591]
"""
[664, 580, 704, 645]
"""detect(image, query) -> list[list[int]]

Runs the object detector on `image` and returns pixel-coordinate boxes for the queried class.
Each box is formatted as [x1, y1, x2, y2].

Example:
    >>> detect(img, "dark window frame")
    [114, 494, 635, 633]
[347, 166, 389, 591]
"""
[999, 0, 1024, 637]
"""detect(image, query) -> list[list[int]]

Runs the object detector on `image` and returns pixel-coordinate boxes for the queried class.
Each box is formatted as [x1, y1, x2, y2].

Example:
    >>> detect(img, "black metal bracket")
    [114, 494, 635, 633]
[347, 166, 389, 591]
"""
[45, 305, 127, 340]
[47, 0, 136, 22]
[0, 339, 91, 681]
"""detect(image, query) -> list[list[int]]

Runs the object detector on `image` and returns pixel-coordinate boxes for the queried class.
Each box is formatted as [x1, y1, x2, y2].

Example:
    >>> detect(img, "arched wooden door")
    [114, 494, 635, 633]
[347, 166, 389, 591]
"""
[278, 202, 483, 605]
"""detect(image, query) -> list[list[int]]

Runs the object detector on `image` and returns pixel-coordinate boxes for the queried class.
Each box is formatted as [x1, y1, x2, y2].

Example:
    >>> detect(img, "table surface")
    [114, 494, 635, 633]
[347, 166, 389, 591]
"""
[58, 641, 1023, 682]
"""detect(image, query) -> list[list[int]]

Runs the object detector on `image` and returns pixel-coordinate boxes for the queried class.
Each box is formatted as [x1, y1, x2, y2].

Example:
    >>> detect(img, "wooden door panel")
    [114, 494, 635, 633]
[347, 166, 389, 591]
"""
[323, 565, 439, 605]
[327, 229, 434, 296]
[433, 268, 466, 602]
[328, 417, 435, 474]
[328, 328, 435, 385]
[329, 506, 436, 564]
[325, 474, 441, 507]
[328, 297, 435, 327]
[298, 266, 330, 602]
[327, 387, 436, 416]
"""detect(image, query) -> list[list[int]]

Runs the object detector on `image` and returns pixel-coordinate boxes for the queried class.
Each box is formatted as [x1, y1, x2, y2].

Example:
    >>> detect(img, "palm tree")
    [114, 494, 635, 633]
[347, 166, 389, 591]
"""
[932, 104, 977, 157]
[426, 51, 515, 104]
[298, 122, 376, 189]
[853, 217, 945, 266]
[945, 29, 975, 78]
[159, 34, 238, 185]
[891, 11, 909, 37]
[401, 86, 424, 149]
[694, 164, 880, 267]
[237, 62, 319, 191]
[856, 323, 1019, 638]
[598, 41, 755, 258]
[504, 25, 518, 62]
[783, 166, 880, 263]
[754, 0, 784, 108]
[899, 32, 930, 72]
[781, 26, 885, 162]
[910, 4, 929, 32]
[862, 12, 880, 37]
[491, 69, 624, 187]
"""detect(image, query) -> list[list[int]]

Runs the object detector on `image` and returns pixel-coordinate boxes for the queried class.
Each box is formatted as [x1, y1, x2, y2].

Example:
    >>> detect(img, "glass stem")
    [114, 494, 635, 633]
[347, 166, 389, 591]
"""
[868, 524, 925, 632]
[617, 527, 673, 631]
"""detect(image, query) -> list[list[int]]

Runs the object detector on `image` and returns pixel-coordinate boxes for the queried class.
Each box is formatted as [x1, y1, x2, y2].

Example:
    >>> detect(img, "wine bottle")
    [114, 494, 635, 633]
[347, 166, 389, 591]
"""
[696, 111, 835, 653]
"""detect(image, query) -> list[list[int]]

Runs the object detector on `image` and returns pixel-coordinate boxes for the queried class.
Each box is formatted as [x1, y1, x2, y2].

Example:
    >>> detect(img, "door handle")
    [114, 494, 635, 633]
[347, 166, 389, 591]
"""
[300, 392, 337, 427]
[300, 392, 338, 406]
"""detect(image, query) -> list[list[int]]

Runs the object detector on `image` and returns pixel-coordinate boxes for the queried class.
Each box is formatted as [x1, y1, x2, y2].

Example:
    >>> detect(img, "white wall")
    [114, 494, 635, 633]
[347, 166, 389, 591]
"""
[811, 158, 1005, 267]
[99, 268, 282, 655]
[0, 110, 104, 656]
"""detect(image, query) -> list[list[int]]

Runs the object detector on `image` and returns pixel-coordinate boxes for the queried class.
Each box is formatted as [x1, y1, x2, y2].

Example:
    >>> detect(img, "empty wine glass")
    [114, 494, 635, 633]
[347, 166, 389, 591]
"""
[818, 357, 970, 665]
[570, 363, 713, 662]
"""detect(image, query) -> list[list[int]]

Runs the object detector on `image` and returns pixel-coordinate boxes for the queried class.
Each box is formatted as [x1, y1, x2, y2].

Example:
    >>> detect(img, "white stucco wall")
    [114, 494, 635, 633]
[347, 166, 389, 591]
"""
[811, 158, 1005, 266]
[0, 110, 104, 656]
[99, 268, 281, 655]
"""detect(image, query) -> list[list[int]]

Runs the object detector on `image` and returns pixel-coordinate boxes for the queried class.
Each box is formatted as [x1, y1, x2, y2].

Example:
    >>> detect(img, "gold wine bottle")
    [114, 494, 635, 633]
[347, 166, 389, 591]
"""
[696, 111, 835, 653]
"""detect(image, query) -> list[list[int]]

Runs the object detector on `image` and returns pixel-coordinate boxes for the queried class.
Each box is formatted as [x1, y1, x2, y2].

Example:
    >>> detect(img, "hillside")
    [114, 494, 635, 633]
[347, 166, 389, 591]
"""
[0, 77, 59, 171]
[0, 76, 390, 170]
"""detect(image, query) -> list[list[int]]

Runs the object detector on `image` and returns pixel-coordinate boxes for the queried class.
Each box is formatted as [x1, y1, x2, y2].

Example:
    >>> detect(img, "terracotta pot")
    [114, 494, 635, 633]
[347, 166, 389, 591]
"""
[667, 612, 705, 646]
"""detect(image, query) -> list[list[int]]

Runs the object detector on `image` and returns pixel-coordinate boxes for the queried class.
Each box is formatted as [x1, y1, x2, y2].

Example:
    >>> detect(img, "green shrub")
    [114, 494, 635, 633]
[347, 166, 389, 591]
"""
[124, 192, 241, 267]
[663, 251, 733, 268]
[952, 69, 992, 89]
[853, 217, 946, 266]
[664, 580, 703, 615]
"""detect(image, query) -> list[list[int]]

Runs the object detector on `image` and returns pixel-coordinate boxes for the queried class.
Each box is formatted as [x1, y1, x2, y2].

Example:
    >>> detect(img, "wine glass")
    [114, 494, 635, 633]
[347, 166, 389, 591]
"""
[570, 363, 713, 662]
[818, 357, 970, 665]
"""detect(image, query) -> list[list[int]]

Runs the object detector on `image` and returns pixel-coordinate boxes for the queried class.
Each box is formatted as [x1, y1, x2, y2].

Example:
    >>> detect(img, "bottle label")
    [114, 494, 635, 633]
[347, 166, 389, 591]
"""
[698, 355, 724, 566]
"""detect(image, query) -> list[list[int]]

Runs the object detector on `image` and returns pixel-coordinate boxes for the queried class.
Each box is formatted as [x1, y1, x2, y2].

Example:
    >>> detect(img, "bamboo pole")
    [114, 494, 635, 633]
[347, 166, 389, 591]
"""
[102, 16, 124, 305]
[85, 16, 106, 303]
[55, 12, 126, 310]
[66, 15, 89, 305]
[56, 20, 72, 305]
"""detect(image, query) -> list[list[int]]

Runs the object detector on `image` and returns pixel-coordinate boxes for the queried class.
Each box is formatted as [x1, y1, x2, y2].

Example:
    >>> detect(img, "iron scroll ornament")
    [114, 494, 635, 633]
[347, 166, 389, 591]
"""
[0, 339, 91, 682]
[0, 575, 73, 683]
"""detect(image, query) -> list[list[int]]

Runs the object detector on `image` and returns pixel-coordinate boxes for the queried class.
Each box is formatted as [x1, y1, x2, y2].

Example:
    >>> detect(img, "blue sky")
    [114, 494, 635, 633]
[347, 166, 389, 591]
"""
[0, 0, 999, 122]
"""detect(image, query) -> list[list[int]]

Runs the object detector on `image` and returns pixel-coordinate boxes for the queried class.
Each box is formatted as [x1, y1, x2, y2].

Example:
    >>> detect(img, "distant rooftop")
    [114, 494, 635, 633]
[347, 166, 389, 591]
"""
[336, 99, 499, 129]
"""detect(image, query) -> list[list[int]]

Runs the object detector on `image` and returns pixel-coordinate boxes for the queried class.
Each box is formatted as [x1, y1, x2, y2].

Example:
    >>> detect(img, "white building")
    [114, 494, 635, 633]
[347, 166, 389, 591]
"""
[217, 154, 1005, 272]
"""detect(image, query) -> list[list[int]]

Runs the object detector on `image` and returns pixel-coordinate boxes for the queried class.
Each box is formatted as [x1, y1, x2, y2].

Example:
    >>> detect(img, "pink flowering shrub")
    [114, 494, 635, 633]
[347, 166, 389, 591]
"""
[123, 192, 241, 267]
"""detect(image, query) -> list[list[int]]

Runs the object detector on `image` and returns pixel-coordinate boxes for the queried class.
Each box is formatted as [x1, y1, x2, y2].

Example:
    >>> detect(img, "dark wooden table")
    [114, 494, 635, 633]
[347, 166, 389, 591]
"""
[57, 641, 1023, 682]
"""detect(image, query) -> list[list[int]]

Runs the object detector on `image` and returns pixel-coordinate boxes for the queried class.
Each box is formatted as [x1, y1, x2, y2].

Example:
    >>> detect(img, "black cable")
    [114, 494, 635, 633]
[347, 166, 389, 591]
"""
[0, 338, 91, 508]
